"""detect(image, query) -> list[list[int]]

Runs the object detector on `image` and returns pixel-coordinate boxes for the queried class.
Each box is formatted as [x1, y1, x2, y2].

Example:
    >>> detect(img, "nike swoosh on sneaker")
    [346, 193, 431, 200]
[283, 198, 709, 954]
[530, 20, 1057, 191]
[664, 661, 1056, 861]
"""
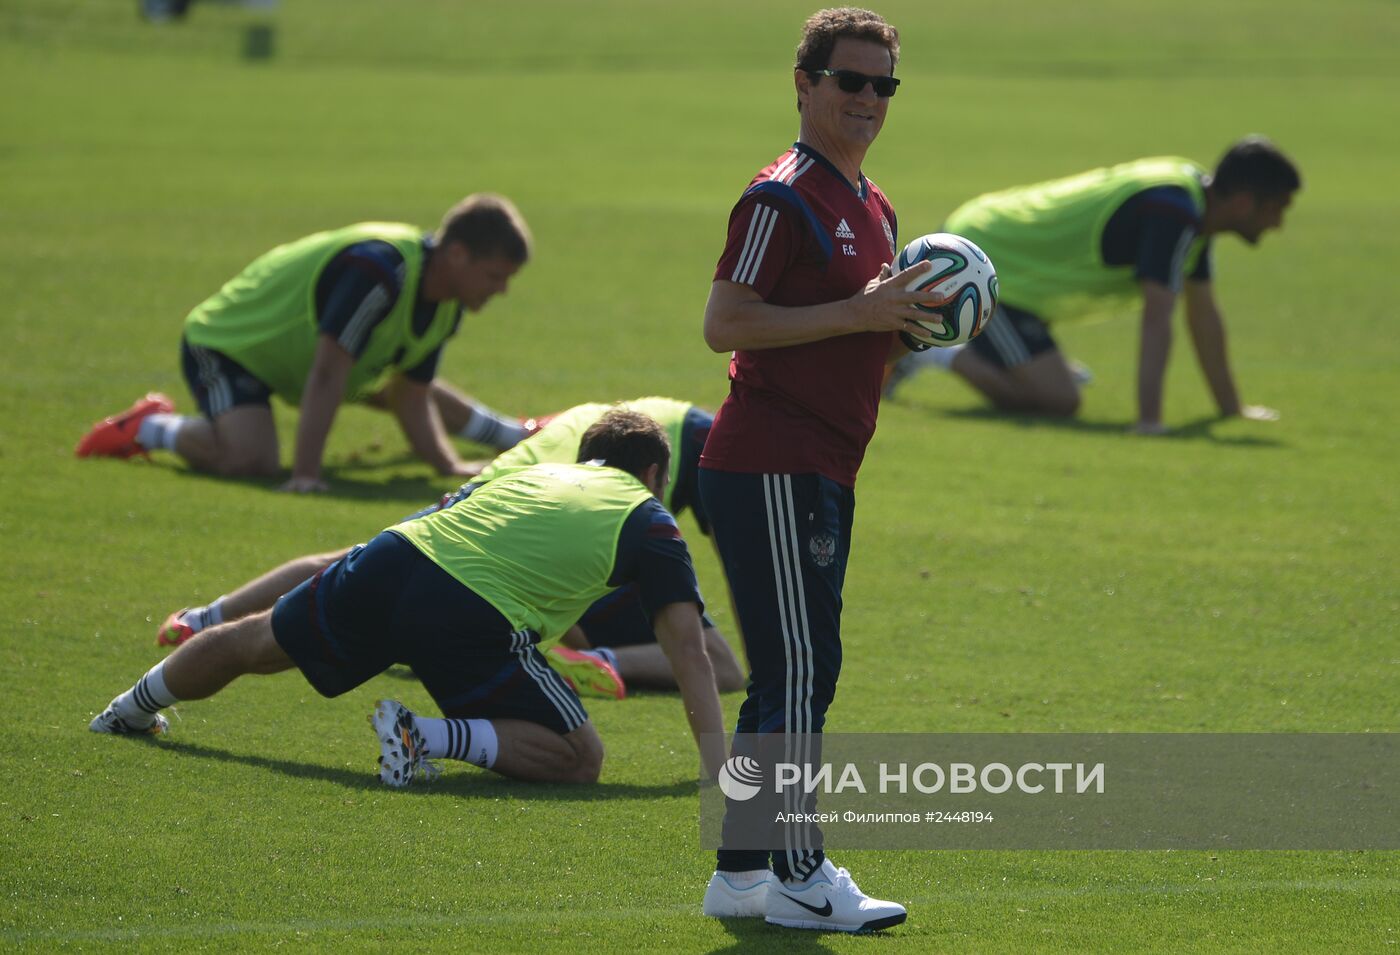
[780, 894, 833, 917]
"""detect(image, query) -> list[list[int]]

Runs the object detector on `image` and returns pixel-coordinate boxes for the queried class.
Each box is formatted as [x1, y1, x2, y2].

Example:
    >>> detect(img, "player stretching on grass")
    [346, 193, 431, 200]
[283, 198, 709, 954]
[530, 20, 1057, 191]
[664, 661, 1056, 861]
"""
[156, 397, 747, 698]
[91, 410, 727, 786]
[698, 8, 944, 934]
[76, 194, 536, 491]
[885, 137, 1302, 434]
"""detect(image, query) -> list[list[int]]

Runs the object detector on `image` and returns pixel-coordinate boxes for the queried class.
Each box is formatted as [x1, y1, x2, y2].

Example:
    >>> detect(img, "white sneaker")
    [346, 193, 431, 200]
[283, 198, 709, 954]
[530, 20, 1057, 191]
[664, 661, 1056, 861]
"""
[89, 705, 168, 736]
[702, 870, 774, 918]
[765, 859, 906, 933]
[370, 699, 439, 788]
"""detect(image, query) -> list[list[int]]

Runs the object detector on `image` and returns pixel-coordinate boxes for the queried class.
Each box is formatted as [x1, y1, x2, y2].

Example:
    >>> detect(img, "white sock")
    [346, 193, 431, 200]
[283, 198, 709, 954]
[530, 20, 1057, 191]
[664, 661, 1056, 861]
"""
[718, 869, 771, 889]
[112, 660, 179, 725]
[458, 405, 528, 451]
[206, 596, 225, 627]
[911, 343, 964, 370]
[180, 596, 226, 634]
[584, 647, 619, 670]
[416, 716, 498, 768]
[136, 413, 193, 451]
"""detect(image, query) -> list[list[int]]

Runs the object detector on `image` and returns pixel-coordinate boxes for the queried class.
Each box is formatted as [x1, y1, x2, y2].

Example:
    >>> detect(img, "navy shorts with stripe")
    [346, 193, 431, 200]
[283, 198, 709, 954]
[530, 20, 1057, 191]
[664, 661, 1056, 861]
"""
[180, 337, 274, 419]
[271, 530, 588, 734]
[701, 468, 852, 881]
[967, 302, 1059, 369]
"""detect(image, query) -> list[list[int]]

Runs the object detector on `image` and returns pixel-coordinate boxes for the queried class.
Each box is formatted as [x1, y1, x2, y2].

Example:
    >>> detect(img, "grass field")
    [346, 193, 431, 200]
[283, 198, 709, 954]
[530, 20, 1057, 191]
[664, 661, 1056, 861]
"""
[2, 0, 1398, 950]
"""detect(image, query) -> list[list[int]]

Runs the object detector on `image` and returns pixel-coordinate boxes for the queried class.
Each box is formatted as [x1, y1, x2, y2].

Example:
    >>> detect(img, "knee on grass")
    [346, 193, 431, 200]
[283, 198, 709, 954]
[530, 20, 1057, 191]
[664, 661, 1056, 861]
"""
[558, 731, 604, 784]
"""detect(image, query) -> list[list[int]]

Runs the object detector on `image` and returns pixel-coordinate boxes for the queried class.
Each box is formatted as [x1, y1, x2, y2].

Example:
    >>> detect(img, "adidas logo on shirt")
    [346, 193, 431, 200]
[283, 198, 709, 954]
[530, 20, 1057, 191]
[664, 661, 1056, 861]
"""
[835, 218, 856, 239]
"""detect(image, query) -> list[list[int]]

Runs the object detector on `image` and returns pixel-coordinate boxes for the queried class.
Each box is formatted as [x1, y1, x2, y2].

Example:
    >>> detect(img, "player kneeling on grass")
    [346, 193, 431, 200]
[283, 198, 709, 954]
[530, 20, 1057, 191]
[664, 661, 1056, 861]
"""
[155, 397, 748, 699]
[885, 137, 1301, 434]
[76, 194, 535, 492]
[91, 410, 727, 786]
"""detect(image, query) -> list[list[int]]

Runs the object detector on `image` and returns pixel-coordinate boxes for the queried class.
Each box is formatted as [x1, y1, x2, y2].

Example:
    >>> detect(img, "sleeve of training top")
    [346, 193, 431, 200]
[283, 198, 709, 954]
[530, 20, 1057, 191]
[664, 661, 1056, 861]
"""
[607, 498, 704, 617]
[1133, 187, 1204, 293]
[314, 240, 407, 357]
[713, 192, 805, 300]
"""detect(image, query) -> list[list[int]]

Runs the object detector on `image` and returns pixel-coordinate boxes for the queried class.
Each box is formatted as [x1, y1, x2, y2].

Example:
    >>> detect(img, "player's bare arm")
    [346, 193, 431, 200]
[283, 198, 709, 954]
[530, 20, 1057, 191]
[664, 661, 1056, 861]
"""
[284, 334, 355, 492]
[702, 260, 939, 352]
[1183, 279, 1278, 422]
[1134, 280, 1178, 435]
[652, 601, 726, 779]
[385, 375, 478, 477]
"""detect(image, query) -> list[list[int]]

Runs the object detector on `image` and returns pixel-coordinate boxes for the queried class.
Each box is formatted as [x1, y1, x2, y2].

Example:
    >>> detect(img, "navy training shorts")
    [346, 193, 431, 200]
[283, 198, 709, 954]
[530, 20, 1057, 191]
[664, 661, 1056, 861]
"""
[271, 530, 588, 734]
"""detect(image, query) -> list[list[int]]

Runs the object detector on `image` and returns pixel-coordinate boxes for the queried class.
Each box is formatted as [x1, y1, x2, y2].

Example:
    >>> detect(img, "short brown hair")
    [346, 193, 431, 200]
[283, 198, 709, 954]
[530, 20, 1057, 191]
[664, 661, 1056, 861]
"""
[577, 408, 671, 484]
[795, 7, 900, 73]
[436, 193, 532, 263]
[1211, 136, 1301, 200]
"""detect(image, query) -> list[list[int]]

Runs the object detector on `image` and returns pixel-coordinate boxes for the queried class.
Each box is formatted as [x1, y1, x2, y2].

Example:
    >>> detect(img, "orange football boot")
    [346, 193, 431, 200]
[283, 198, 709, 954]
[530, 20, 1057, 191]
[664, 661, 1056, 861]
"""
[75, 392, 175, 458]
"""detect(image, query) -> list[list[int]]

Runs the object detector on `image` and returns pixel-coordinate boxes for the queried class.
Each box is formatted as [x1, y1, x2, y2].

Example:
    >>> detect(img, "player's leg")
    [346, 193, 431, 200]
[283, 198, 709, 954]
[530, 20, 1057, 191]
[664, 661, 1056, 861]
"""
[124, 536, 405, 724]
[161, 611, 295, 696]
[94, 540, 400, 734]
[91, 610, 294, 734]
[371, 698, 603, 786]
[363, 379, 533, 451]
[174, 406, 280, 476]
[702, 470, 866, 915]
[158, 548, 351, 646]
[951, 304, 1079, 415]
[699, 469, 904, 931]
[488, 719, 603, 783]
[760, 475, 905, 932]
[172, 340, 281, 475]
[397, 640, 599, 785]
[374, 543, 601, 785]
[698, 469, 799, 914]
[953, 349, 1080, 415]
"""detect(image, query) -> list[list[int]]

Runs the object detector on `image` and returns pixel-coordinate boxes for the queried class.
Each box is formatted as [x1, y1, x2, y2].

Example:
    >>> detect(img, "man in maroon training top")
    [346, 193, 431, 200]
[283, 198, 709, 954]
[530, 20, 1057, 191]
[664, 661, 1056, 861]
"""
[697, 7, 939, 935]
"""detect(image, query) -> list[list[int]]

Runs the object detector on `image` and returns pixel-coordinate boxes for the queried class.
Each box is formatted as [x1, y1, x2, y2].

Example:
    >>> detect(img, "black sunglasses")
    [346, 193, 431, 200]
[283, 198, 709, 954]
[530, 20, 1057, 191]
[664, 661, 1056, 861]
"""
[806, 68, 900, 98]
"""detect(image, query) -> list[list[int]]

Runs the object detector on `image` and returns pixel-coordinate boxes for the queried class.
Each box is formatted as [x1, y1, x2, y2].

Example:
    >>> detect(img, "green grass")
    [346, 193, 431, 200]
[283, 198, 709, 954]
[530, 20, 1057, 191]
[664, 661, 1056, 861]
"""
[2, 0, 1397, 950]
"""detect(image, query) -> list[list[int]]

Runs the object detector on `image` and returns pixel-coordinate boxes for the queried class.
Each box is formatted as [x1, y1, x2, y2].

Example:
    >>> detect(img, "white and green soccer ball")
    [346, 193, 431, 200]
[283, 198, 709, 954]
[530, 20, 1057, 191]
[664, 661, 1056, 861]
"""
[894, 232, 999, 347]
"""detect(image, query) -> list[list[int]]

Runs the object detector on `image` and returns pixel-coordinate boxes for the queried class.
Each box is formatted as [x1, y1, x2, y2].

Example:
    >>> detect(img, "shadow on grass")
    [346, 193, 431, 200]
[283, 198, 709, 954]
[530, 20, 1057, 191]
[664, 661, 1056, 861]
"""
[919, 404, 1286, 448]
[156, 458, 452, 503]
[708, 916, 898, 952]
[157, 738, 699, 801]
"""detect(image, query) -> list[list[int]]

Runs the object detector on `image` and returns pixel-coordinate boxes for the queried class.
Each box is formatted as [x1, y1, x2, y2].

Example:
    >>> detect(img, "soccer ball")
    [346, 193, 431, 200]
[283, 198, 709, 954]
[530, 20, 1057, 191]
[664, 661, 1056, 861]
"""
[893, 232, 999, 347]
